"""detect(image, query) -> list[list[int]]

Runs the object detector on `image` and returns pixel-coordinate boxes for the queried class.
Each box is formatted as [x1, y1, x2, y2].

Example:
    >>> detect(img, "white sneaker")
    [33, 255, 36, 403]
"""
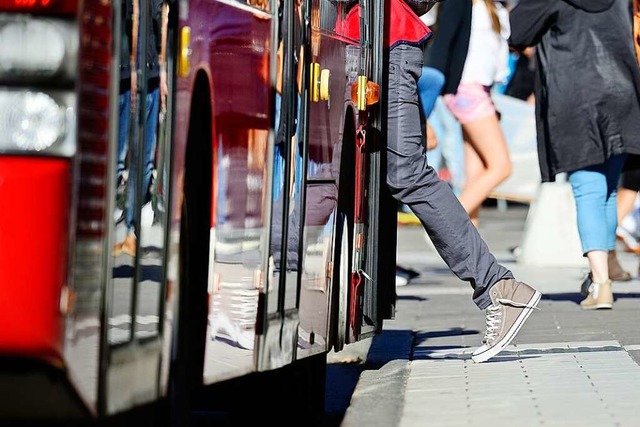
[141, 202, 154, 228]
[472, 279, 541, 363]
[113, 208, 124, 223]
[396, 275, 409, 287]
[616, 226, 640, 254]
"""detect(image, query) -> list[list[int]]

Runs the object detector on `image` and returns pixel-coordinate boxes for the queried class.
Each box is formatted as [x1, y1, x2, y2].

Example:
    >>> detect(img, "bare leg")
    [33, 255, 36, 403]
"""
[463, 133, 483, 225]
[582, 249, 613, 309]
[617, 187, 638, 224]
[458, 114, 512, 217]
[612, 184, 637, 275]
[587, 250, 609, 284]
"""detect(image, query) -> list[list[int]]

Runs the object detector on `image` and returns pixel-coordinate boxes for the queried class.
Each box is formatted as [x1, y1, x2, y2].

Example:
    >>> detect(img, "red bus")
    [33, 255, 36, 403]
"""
[0, 0, 396, 423]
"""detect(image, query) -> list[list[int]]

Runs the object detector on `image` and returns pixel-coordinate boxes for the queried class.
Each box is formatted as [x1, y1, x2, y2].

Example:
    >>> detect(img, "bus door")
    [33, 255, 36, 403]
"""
[101, 0, 177, 414]
[357, 0, 396, 341]
[263, 0, 389, 361]
[327, 0, 392, 345]
[295, 0, 358, 356]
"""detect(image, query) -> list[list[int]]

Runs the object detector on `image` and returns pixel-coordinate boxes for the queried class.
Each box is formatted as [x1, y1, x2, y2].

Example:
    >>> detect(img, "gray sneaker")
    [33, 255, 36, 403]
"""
[472, 279, 541, 363]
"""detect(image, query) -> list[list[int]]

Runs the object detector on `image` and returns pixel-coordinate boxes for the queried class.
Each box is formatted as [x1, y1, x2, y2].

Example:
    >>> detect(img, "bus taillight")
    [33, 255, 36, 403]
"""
[0, 0, 78, 16]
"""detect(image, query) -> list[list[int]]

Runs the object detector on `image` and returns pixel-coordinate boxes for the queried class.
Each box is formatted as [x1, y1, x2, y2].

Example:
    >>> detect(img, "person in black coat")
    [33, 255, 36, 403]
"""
[510, 0, 640, 309]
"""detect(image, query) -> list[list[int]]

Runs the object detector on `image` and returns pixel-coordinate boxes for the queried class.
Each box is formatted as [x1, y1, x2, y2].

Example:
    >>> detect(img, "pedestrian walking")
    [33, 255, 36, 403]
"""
[610, 0, 640, 274]
[113, 0, 169, 257]
[510, 0, 640, 309]
[616, 156, 640, 258]
[338, 0, 541, 363]
[421, 0, 472, 195]
[421, 0, 513, 226]
[441, 0, 513, 227]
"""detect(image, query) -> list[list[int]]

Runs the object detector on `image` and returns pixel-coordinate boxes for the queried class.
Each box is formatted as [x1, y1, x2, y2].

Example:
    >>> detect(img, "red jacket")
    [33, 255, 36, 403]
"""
[336, 0, 431, 49]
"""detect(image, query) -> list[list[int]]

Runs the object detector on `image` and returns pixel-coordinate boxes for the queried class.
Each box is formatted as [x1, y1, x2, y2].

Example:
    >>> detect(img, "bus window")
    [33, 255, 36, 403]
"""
[108, 0, 138, 345]
[314, 0, 354, 36]
[109, 0, 171, 345]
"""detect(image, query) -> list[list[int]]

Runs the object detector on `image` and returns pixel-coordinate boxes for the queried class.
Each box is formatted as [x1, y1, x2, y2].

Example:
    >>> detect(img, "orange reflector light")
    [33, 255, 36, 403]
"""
[351, 78, 380, 111]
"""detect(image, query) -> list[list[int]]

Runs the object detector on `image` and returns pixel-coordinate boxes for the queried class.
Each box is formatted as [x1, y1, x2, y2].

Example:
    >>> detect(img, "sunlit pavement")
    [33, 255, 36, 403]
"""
[339, 204, 640, 427]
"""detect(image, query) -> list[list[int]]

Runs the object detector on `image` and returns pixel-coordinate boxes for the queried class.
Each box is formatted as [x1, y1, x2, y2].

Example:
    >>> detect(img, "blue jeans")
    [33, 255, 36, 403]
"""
[426, 97, 465, 196]
[126, 87, 160, 233]
[273, 92, 303, 201]
[568, 154, 627, 254]
[117, 90, 131, 180]
[417, 66, 445, 119]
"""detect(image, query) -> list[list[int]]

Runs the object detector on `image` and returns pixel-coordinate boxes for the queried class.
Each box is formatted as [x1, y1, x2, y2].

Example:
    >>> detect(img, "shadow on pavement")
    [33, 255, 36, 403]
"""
[396, 295, 428, 302]
[415, 328, 480, 343]
[542, 292, 640, 304]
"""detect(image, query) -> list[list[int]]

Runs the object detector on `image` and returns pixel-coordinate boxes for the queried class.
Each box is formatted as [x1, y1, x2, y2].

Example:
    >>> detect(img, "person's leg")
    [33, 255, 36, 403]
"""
[143, 87, 160, 204]
[386, 45, 513, 309]
[386, 44, 540, 363]
[618, 156, 640, 223]
[438, 98, 466, 196]
[417, 66, 445, 119]
[457, 112, 512, 219]
[462, 133, 484, 225]
[114, 116, 139, 256]
[117, 89, 131, 181]
[605, 155, 626, 249]
[616, 167, 640, 253]
[617, 187, 638, 224]
[399, 66, 445, 218]
[568, 166, 609, 281]
[424, 107, 443, 172]
[568, 161, 617, 309]
[604, 155, 631, 280]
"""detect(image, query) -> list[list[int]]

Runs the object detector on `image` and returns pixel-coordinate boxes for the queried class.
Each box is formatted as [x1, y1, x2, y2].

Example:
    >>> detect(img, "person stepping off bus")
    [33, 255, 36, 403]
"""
[338, 0, 542, 363]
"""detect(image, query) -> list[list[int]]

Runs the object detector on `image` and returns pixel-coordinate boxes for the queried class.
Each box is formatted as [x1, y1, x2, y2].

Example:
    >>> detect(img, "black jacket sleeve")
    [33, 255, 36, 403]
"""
[509, 0, 560, 50]
[427, 0, 472, 94]
[428, 0, 466, 72]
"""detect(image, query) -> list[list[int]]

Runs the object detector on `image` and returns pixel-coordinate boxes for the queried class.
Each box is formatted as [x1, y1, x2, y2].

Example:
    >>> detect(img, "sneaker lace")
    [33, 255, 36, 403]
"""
[482, 298, 541, 344]
[482, 304, 502, 344]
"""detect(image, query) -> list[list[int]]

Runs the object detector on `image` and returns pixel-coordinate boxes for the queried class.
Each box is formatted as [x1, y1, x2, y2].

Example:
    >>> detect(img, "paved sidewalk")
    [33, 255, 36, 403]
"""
[341, 206, 640, 427]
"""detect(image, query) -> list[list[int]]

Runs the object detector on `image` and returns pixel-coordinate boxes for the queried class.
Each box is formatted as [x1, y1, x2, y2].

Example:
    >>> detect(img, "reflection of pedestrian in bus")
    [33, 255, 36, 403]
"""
[271, 0, 305, 270]
[510, 0, 640, 309]
[340, 0, 541, 363]
[115, 0, 136, 223]
[114, 0, 169, 256]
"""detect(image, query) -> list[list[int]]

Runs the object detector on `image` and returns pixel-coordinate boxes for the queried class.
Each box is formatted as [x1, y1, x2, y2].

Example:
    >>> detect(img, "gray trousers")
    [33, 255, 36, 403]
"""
[386, 44, 513, 309]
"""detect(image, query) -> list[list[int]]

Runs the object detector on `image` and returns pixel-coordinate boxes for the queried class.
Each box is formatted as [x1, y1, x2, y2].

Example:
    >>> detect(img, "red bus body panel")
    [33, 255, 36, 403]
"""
[0, 157, 71, 362]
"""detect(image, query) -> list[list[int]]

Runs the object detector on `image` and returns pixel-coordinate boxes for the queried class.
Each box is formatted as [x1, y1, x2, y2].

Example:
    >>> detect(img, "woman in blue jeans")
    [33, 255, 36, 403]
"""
[510, 0, 640, 309]
[568, 155, 628, 302]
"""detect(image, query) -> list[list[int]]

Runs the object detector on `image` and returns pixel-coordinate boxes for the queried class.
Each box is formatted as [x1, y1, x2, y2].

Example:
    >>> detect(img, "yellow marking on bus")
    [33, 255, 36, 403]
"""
[178, 26, 191, 78]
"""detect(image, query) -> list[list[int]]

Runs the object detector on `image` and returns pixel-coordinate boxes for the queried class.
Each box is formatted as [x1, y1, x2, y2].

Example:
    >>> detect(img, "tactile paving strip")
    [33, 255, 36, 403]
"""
[402, 341, 640, 427]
